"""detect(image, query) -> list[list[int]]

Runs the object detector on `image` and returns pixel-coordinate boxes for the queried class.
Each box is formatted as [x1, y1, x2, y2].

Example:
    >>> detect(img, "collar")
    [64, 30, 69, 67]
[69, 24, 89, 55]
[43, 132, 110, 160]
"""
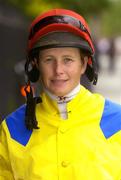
[44, 84, 81, 103]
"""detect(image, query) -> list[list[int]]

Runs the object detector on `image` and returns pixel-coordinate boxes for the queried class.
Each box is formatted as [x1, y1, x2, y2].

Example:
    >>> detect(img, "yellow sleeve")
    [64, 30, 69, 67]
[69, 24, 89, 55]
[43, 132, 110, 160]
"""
[0, 121, 14, 180]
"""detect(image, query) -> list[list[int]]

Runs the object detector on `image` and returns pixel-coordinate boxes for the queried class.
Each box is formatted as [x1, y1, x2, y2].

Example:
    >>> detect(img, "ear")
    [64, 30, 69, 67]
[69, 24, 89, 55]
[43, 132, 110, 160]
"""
[31, 58, 39, 68]
[27, 58, 40, 82]
[81, 56, 88, 74]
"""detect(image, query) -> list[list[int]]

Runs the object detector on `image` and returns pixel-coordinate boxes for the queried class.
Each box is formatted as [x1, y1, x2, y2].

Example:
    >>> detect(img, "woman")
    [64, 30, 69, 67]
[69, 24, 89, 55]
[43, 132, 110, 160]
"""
[0, 8, 121, 180]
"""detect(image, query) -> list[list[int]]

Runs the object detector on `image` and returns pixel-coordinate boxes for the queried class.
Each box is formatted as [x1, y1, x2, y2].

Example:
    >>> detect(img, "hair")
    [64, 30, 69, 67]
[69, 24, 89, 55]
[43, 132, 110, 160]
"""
[28, 48, 40, 62]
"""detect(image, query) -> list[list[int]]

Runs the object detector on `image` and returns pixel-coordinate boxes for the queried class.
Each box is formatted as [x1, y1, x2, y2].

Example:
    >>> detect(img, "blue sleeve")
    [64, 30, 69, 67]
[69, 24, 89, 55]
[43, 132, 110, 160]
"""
[5, 105, 32, 146]
[100, 99, 121, 139]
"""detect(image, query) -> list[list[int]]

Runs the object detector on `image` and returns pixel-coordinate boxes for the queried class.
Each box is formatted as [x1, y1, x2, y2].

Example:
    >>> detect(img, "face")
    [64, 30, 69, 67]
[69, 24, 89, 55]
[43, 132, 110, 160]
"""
[38, 47, 88, 96]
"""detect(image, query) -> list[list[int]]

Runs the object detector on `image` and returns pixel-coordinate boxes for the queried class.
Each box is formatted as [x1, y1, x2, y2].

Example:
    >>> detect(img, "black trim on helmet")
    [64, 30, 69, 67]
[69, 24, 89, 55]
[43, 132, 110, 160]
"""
[29, 15, 92, 40]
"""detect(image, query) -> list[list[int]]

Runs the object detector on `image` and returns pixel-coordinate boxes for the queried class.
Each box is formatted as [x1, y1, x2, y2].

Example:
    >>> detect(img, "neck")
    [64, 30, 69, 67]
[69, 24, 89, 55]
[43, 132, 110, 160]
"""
[44, 84, 81, 103]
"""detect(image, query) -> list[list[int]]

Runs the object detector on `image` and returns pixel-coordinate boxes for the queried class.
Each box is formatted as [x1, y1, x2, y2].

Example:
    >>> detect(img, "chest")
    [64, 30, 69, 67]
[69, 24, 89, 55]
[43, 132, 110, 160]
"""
[9, 122, 121, 180]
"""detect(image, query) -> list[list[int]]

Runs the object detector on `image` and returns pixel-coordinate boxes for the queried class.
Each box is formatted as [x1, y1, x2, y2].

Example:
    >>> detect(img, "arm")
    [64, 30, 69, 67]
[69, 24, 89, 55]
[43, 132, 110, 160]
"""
[0, 122, 14, 180]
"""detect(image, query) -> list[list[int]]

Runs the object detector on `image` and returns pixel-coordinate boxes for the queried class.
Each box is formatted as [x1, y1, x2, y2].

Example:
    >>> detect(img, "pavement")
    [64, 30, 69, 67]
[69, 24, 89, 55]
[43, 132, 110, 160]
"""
[93, 54, 121, 104]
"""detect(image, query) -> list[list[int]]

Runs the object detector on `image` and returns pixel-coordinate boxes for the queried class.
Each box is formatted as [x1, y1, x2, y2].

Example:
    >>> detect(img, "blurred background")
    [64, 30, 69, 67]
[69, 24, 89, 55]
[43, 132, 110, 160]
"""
[0, 0, 121, 118]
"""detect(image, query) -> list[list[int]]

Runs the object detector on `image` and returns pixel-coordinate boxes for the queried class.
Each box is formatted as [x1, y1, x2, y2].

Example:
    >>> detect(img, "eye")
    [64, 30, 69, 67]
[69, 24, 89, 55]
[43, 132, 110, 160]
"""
[43, 58, 53, 63]
[64, 58, 74, 64]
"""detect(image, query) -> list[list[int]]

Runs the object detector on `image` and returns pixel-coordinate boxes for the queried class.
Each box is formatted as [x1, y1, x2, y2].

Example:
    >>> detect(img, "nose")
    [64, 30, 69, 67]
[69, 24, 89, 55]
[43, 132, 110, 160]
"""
[54, 61, 64, 75]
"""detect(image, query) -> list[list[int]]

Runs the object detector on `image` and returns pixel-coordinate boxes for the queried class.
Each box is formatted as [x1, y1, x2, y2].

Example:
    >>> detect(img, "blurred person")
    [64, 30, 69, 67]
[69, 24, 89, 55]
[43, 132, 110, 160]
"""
[96, 37, 110, 71]
[0, 8, 121, 180]
[114, 36, 121, 56]
[97, 37, 110, 55]
[108, 38, 115, 72]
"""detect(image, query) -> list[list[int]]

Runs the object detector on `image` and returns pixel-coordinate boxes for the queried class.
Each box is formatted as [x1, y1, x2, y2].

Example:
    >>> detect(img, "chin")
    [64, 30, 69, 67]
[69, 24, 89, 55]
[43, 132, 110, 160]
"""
[52, 90, 69, 97]
[51, 86, 75, 96]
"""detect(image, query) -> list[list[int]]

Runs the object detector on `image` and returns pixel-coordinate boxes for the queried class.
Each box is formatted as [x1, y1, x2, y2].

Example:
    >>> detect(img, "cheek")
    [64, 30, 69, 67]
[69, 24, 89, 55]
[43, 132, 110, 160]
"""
[39, 65, 52, 82]
[39, 62, 53, 72]
[71, 63, 83, 75]
[78, 61, 87, 75]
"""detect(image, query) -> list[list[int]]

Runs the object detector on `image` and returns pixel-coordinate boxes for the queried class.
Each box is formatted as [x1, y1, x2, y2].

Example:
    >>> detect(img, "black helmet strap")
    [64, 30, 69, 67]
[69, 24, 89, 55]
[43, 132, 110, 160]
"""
[24, 56, 42, 130]
[24, 81, 42, 130]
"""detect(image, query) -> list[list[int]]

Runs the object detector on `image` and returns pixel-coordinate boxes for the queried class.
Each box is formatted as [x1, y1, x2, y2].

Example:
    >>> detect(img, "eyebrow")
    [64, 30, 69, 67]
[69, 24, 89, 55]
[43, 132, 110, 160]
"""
[40, 54, 75, 58]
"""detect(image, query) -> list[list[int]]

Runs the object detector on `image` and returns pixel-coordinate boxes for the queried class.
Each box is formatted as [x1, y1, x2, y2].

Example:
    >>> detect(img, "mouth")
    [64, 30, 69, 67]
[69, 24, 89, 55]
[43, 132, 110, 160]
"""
[51, 79, 68, 85]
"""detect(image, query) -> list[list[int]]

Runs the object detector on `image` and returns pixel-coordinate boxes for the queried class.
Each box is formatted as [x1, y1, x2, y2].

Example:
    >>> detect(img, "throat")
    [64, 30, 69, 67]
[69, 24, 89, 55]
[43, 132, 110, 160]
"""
[44, 84, 81, 119]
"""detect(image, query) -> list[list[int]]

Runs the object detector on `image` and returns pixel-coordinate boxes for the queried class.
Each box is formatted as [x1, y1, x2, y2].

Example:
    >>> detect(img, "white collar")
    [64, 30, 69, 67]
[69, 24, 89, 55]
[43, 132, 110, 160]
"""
[44, 84, 81, 103]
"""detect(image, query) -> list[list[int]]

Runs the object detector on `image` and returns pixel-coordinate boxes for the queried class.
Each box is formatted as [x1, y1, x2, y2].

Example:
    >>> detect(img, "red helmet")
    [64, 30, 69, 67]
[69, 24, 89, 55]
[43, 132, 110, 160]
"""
[26, 8, 98, 84]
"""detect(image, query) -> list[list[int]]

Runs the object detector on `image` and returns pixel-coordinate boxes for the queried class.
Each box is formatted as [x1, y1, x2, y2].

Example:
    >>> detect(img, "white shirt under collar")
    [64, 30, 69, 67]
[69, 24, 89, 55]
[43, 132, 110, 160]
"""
[44, 84, 81, 119]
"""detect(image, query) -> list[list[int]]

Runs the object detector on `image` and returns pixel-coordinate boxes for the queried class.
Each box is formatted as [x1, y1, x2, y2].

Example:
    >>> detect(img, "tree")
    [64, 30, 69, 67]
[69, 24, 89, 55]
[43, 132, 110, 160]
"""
[101, 0, 121, 37]
[5, 0, 110, 18]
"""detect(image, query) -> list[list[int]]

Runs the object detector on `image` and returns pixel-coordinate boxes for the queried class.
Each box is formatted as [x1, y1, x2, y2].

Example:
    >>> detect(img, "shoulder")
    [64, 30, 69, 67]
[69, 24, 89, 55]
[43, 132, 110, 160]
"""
[100, 99, 121, 139]
[6, 104, 26, 125]
[103, 99, 121, 114]
[4, 105, 32, 146]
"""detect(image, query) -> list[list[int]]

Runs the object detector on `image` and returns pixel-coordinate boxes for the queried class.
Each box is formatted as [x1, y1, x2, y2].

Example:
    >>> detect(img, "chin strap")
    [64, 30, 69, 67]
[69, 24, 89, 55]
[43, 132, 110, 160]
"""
[24, 82, 42, 130]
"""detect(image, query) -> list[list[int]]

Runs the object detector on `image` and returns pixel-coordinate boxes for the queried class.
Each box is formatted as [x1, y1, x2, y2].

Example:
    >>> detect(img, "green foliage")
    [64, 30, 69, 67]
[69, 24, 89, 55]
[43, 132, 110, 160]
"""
[5, 0, 121, 37]
[5, 0, 110, 18]
[5, 0, 61, 18]
[101, 0, 121, 37]
[50, 0, 110, 17]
